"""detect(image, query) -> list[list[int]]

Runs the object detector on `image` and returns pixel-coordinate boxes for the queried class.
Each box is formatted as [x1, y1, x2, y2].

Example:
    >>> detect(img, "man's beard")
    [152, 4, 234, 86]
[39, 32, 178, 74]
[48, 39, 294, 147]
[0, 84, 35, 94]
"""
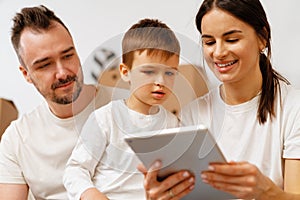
[33, 75, 83, 105]
[51, 75, 82, 104]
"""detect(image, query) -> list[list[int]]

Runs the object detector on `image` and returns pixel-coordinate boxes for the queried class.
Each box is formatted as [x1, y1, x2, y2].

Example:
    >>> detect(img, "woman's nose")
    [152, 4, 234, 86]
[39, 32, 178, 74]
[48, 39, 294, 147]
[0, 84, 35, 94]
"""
[213, 42, 227, 59]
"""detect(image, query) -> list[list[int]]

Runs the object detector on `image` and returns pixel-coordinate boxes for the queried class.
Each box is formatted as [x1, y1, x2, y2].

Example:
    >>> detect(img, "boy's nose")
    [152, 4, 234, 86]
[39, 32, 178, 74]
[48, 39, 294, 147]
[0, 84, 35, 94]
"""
[153, 73, 165, 85]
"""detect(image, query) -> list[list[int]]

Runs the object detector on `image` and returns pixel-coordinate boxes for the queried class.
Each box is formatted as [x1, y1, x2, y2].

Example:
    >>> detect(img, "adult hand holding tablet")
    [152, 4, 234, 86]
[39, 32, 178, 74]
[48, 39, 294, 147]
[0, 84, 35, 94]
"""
[125, 125, 235, 199]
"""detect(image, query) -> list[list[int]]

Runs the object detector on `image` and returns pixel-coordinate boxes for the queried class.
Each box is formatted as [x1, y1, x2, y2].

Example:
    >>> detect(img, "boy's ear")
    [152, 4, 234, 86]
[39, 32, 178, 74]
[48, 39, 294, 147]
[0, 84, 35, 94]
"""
[19, 65, 33, 83]
[120, 63, 130, 82]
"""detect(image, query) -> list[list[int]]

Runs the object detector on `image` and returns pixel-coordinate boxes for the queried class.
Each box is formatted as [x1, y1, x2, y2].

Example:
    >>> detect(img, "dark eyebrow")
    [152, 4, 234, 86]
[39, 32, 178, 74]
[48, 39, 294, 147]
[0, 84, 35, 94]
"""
[202, 30, 242, 39]
[32, 46, 75, 66]
[32, 57, 50, 66]
[62, 46, 75, 54]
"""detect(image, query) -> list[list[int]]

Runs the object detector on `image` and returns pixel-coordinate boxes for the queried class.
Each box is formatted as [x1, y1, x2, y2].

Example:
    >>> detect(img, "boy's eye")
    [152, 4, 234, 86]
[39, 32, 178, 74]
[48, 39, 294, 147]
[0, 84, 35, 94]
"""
[141, 70, 155, 75]
[165, 71, 176, 76]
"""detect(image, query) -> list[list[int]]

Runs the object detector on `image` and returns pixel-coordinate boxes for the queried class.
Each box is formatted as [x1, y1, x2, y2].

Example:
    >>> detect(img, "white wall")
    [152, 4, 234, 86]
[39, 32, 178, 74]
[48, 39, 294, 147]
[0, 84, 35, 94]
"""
[1, 0, 300, 115]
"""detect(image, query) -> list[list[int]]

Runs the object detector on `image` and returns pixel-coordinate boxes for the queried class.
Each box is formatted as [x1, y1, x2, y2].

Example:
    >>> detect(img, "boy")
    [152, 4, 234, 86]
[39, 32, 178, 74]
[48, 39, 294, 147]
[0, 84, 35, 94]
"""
[63, 18, 181, 199]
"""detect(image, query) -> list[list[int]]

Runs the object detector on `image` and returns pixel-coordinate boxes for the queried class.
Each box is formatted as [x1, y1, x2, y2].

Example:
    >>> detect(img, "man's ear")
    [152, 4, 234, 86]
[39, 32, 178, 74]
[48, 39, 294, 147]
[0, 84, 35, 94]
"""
[120, 63, 130, 82]
[19, 65, 33, 83]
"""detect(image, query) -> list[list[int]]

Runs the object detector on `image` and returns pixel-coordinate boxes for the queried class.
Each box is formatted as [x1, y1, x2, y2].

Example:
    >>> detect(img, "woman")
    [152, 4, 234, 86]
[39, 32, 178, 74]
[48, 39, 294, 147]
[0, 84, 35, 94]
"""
[139, 0, 300, 199]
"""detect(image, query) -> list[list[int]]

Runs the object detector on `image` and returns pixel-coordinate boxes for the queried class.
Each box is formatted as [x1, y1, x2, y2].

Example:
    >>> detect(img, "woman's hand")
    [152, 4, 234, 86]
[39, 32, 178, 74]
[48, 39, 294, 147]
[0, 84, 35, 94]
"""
[201, 161, 280, 199]
[138, 161, 195, 200]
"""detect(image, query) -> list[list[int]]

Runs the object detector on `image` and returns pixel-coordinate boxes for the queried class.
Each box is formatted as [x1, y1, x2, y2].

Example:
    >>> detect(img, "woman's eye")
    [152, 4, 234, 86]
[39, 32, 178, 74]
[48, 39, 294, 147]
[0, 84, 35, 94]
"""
[227, 39, 239, 43]
[203, 40, 215, 46]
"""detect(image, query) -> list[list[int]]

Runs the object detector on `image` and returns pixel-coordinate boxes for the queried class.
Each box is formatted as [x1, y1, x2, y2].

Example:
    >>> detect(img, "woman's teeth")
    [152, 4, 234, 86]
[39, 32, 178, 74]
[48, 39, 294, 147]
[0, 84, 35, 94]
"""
[217, 61, 236, 68]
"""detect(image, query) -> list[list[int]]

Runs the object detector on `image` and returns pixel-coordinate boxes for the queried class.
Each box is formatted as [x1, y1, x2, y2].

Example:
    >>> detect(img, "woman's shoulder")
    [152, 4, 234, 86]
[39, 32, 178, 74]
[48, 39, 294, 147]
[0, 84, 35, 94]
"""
[279, 81, 300, 96]
[278, 81, 300, 108]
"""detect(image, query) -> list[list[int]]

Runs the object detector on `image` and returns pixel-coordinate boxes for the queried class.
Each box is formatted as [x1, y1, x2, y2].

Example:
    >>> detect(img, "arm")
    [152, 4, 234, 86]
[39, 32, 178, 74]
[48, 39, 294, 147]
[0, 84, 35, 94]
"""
[80, 188, 109, 200]
[284, 159, 300, 193]
[0, 125, 29, 200]
[0, 184, 28, 200]
[63, 113, 108, 200]
[201, 161, 300, 200]
[137, 161, 195, 200]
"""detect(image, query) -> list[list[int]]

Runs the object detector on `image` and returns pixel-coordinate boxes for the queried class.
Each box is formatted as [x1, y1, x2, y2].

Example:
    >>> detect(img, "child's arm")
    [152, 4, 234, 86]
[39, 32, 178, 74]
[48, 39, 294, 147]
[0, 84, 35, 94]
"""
[80, 188, 109, 200]
[63, 114, 108, 200]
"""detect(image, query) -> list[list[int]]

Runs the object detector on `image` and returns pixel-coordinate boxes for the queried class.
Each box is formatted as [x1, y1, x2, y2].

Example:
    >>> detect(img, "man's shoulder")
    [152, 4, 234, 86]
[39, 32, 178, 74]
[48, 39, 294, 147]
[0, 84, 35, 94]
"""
[1, 102, 47, 141]
[16, 102, 47, 124]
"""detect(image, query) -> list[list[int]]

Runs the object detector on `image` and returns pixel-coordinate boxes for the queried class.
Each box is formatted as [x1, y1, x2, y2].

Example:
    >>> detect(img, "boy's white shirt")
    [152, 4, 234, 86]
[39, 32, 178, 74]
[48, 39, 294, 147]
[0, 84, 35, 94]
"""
[63, 99, 179, 200]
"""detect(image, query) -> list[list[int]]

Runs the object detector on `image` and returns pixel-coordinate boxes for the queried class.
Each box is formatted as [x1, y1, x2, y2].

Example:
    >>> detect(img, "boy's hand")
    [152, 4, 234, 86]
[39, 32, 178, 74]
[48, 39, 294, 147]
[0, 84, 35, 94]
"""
[137, 161, 195, 200]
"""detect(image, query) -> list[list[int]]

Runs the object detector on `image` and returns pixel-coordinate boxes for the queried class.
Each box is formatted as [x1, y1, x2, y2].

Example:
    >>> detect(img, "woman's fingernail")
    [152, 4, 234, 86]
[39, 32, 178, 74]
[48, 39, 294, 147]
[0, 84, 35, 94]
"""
[154, 161, 161, 168]
[208, 165, 215, 171]
[183, 171, 189, 177]
[189, 184, 195, 190]
[201, 174, 207, 179]
[202, 179, 209, 183]
[189, 177, 194, 183]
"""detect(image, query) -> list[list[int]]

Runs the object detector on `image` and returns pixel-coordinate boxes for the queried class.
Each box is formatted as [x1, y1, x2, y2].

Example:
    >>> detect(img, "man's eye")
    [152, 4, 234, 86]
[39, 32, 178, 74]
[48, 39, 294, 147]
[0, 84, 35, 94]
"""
[63, 54, 73, 59]
[38, 63, 50, 69]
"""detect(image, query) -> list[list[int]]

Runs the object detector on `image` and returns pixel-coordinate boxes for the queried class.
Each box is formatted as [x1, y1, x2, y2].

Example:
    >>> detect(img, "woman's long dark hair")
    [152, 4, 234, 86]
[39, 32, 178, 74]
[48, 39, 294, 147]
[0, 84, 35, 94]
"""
[196, 0, 289, 124]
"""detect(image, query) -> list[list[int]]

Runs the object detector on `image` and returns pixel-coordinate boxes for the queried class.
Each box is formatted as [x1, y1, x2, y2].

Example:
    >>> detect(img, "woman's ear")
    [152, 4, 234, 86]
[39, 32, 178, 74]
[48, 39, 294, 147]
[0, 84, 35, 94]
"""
[120, 63, 130, 82]
[19, 65, 33, 83]
[258, 27, 268, 52]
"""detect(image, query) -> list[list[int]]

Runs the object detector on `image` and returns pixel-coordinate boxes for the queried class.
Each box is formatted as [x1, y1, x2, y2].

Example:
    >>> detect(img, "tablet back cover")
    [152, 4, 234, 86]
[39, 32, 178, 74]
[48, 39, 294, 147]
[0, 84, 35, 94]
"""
[125, 125, 234, 200]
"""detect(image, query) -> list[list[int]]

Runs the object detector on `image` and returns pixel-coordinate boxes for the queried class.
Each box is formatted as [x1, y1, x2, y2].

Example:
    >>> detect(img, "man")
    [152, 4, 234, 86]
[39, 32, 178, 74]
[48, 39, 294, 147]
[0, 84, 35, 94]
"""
[0, 5, 128, 199]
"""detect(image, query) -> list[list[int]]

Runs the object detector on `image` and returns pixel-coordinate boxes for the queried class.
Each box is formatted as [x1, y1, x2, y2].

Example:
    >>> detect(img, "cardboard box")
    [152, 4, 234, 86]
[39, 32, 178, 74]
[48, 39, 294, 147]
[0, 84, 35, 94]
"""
[98, 64, 208, 116]
[0, 98, 18, 139]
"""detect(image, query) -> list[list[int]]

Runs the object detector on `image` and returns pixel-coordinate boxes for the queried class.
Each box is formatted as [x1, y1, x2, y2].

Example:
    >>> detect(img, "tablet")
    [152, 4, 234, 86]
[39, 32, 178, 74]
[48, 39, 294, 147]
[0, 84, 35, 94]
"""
[125, 125, 234, 200]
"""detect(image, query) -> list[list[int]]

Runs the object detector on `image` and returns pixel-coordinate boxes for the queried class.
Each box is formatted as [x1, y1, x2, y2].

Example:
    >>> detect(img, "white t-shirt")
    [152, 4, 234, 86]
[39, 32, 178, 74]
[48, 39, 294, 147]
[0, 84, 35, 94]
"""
[0, 85, 129, 200]
[180, 81, 300, 189]
[63, 99, 179, 200]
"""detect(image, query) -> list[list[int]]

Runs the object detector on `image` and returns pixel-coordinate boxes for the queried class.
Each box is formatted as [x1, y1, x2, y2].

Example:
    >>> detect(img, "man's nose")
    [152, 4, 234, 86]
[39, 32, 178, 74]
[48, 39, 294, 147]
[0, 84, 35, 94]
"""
[55, 62, 68, 79]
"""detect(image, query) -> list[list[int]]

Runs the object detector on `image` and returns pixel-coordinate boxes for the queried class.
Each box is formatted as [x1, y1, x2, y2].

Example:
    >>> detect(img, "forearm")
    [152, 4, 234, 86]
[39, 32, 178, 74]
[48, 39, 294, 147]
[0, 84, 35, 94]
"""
[258, 178, 300, 200]
[80, 188, 109, 200]
[260, 189, 300, 200]
[0, 184, 28, 200]
[63, 166, 96, 199]
[64, 135, 105, 199]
